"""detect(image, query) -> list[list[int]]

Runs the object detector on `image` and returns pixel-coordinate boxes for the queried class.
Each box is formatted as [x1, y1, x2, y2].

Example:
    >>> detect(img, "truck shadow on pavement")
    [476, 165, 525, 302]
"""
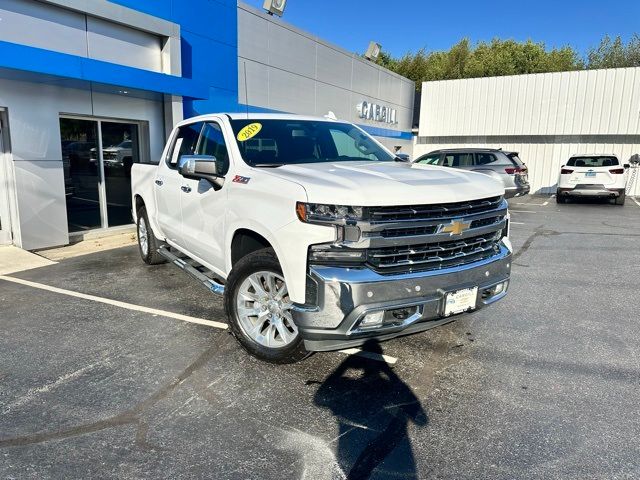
[313, 340, 428, 480]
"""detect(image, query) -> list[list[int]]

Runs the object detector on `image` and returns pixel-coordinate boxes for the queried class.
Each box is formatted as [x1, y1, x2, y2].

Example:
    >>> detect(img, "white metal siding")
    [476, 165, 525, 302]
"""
[419, 68, 640, 137]
[417, 67, 640, 197]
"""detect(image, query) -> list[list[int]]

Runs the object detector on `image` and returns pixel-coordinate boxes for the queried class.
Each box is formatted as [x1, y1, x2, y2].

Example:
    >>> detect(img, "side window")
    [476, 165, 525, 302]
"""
[476, 153, 497, 165]
[451, 153, 474, 167]
[198, 122, 230, 175]
[167, 122, 203, 169]
[417, 154, 442, 165]
[444, 153, 473, 167]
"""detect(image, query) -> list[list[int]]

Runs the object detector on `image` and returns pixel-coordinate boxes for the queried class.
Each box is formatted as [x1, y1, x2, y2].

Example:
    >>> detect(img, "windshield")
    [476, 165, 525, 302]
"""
[567, 156, 619, 167]
[230, 119, 395, 166]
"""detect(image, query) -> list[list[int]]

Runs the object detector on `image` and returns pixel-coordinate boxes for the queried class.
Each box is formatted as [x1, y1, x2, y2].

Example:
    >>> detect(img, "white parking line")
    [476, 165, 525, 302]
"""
[510, 221, 526, 225]
[508, 210, 537, 214]
[0, 275, 398, 364]
[0, 275, 229, 329]
[633, 197, 640, 208]
[542, 195, 556, 206]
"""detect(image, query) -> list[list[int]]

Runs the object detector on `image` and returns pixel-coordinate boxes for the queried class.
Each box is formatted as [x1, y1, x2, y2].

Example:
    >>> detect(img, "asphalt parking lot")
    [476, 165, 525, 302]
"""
[1, 196, 639, 479]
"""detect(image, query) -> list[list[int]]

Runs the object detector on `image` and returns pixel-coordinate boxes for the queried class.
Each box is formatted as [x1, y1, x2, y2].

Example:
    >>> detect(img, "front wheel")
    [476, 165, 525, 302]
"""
[224, 248, 308, 363]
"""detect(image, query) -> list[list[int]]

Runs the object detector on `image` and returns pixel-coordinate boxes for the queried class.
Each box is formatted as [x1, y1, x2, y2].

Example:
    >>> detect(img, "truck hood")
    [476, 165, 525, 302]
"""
[263, 161, 504, 205]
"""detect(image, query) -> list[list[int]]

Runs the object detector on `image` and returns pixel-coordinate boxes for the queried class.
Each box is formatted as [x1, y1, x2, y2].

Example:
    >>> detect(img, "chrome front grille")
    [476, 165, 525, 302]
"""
[359, 196, 507, 274]
[367, 232, 502, 274]
[365, 196, 503, 222]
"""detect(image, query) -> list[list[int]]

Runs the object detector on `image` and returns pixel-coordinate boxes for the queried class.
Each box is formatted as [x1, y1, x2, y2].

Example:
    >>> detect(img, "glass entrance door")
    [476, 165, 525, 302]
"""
[60, 117, 143, 233]
[101, 122, 139, 227]
[61, 118, 101, 231]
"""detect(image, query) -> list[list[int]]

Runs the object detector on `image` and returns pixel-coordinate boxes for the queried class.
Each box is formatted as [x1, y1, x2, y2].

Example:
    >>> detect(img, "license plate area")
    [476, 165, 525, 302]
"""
[585, 171, 596, 177]
[443, 287, 478, 317]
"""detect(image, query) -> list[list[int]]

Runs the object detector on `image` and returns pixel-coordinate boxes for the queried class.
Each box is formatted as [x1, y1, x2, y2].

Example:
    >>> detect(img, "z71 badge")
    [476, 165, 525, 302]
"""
[232, 175, 251, 184]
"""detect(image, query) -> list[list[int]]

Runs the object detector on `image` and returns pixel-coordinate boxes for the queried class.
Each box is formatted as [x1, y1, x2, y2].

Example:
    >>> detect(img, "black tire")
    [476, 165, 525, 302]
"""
[137, 206, 166, 265]
[556, 192, 566, 204]
[615, 193, 626, 206]
[224, 248, 308, 364]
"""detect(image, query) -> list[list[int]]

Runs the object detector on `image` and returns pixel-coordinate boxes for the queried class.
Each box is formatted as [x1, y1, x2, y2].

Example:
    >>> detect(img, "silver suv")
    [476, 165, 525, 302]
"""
[414, 148, 530, 198]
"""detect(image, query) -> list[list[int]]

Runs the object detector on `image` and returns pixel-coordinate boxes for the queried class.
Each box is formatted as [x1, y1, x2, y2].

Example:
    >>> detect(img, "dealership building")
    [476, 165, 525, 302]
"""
[414, 67, 640, 197]
[0, 0, 415, 250]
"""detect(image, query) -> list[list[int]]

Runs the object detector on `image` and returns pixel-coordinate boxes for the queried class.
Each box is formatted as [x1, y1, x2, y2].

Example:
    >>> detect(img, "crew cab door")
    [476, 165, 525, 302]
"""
[155, 122, 203, 245]
[179, 120, 230, 273]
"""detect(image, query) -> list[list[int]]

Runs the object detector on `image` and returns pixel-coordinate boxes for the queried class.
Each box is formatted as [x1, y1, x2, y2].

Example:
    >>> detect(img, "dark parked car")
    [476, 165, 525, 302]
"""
[413, 148, 530, 198]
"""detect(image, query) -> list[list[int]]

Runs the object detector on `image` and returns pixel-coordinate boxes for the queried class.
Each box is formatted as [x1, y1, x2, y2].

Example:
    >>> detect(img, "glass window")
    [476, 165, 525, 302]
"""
[443, 153, 474, 167]
[476, 153, 496, 165]
[229, 119, 394, 166]
[61, 117, 148, 232]
[567, 156, 619, 167]
[507, 153, 525, 166]
[416, 154, 442, 165]
[168, 122, 203, 168]
[60, 118, 100, 232]
[329, 129, 376, 160]
[198, 122, 230, 175]
[101, 121, 140, 227]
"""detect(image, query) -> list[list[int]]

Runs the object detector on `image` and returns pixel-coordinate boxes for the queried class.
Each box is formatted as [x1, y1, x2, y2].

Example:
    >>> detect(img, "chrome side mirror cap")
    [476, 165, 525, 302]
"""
[178, 155, 221, 182]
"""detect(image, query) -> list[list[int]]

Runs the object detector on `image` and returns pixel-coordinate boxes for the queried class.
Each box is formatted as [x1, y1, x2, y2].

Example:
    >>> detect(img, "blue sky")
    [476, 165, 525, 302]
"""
[244, 0, 640, 58]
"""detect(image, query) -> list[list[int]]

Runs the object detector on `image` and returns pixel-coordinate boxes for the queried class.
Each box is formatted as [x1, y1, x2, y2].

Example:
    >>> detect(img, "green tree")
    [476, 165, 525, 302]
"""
[587, 34, 640, 68]
[376, 38, 584, 90]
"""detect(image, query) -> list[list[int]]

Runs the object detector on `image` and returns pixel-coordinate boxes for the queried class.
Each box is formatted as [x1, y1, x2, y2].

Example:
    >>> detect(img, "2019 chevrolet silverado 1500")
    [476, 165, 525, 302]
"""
[131, 114, 512, 363]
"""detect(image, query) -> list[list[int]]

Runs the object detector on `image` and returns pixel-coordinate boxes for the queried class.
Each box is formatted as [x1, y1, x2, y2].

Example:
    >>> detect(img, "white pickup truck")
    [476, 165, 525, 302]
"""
[131, 113, 512, 363]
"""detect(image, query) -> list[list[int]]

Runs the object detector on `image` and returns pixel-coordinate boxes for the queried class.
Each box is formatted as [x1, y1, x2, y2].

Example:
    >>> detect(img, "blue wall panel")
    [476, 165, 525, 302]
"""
[0, 40, 208, 99]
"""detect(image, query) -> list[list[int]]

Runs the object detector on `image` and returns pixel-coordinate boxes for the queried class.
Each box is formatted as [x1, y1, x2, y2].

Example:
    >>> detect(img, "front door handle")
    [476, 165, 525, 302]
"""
[181, 185, 192, 193]
[155, 179, 164, 186]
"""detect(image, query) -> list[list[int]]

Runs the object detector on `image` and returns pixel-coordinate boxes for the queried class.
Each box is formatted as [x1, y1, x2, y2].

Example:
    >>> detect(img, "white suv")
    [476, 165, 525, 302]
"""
[557, 154, 629, 205]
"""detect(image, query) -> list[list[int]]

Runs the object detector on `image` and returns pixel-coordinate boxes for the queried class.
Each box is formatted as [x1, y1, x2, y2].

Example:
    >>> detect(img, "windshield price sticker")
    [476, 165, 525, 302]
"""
[237, 123, 262, 142]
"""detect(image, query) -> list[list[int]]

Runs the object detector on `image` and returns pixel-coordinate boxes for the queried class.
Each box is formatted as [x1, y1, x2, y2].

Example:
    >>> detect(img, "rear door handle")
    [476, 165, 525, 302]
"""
[155, 179, 164, 186]
[181, 185, 192, 193]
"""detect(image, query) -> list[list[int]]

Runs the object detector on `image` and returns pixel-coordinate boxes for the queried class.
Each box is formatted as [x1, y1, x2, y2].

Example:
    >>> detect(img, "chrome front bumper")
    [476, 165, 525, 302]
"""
[293, 244, 512, 351]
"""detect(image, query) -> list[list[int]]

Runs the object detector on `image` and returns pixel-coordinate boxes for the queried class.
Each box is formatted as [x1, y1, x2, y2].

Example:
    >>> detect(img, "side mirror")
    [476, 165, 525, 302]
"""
[560, 164, 565, 168]
[624, 163, 630, 169]
[395, 154, 411, 162]
[178, 155, 222, 182]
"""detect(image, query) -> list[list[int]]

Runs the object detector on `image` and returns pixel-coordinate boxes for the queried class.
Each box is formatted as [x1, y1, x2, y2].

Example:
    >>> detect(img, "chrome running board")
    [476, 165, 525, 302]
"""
[157, 246, 225, 296]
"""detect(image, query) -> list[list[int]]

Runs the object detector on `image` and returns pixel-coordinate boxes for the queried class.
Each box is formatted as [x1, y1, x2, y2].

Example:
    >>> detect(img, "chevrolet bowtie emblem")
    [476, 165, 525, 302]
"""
[438, 219, 472, 235]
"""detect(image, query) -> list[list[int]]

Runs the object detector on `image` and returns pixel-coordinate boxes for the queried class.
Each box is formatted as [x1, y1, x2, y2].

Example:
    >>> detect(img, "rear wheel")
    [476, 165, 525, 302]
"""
[615, 193, 626, 206]
[556, 191, 566, 204]
[137, 207, 166, 265]
[224, 248, 308, 363]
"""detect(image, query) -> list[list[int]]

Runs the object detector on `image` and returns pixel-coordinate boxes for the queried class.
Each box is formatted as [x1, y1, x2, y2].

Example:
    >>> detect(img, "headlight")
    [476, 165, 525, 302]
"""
[296, 202, 364, 224]
[308, 245, 367, 265]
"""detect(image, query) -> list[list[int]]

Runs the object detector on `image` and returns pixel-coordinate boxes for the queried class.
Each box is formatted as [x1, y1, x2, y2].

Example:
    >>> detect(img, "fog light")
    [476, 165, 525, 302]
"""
[359, 311, 384, 329]
[494, 281, 509, 295]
